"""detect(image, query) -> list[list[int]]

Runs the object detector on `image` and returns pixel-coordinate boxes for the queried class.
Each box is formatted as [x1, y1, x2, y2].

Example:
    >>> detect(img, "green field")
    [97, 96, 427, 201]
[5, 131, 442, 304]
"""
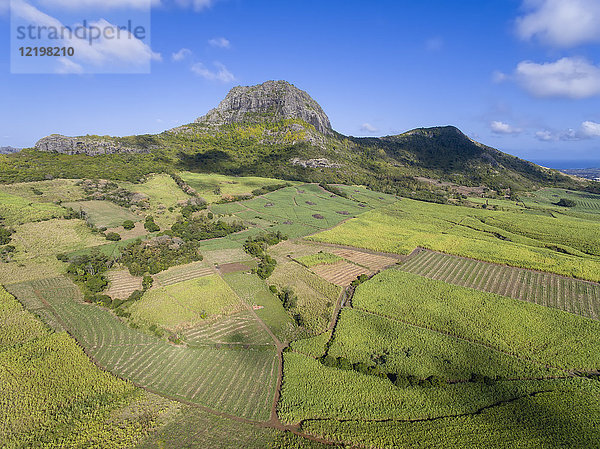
[131, 275, 243, 330]
[136, 405, 330, 449]
[11, 218, 106, 260]
[183, 310, 274, 346]
[279, 352, 569, 424]
[0, 285, 171, 448]
[120, 174, 190, 229]
[295, 251, 343, 267]
[6, 276, 278, 422]
[0, 178, 85, 203]
[400, 250, 600, 320]
[311, 197, 600, 282]
[224, 271, 296, 342]
[289, 330, 332, 358]
[269, 261, 340, 333]
[328, 308, 561, 381]
[62, 200, 140, 228]
[278, 268, 600, 447]
[523, 188, 600, 215]
[5, 171, 600, 448]
[0, 190, 66, 226]
[352, 270, 600, 371]
[179, 172, 294, 203]
[299, 379, 600, 448]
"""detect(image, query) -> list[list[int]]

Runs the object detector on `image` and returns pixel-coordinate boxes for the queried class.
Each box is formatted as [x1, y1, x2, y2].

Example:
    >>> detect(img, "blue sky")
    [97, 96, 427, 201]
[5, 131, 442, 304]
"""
[1, 0, 600, 168]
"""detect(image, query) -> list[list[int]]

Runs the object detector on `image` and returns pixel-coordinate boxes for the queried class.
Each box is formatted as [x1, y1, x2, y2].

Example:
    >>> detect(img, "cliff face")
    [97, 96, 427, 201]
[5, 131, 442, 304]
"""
[35, 135, 147, 156]
[195, 80, 333, 135]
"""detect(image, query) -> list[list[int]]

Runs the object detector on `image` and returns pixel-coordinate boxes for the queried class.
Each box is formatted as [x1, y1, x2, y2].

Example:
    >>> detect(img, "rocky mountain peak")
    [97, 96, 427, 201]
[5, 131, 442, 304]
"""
[195, 80, 333, 135]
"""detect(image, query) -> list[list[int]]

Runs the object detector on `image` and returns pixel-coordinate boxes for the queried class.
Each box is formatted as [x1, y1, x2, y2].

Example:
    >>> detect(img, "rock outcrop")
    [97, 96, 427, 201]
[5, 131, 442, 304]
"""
[0, 146, 20, 154]
[195, 80, 333, 135]
[35, 134, 147, 156]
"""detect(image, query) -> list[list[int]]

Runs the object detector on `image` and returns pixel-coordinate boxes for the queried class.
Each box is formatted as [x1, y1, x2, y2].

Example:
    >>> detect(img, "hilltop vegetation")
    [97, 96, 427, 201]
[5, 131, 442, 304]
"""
[0, 80, 588, 199]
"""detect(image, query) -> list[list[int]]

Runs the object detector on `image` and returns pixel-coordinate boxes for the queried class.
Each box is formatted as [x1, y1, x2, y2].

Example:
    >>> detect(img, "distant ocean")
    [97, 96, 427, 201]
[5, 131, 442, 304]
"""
[531, 160, 600, 170]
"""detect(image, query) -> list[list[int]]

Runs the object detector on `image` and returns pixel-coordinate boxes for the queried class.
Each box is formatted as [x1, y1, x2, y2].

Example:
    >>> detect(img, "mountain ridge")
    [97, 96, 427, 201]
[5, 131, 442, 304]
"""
[13, 80, 584, 195]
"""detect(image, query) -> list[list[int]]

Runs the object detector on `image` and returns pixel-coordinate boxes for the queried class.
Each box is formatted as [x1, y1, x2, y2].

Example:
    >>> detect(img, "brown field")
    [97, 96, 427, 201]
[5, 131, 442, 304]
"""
[328, 248, 400, 271]
[400, 250, 600, 320]
[153, 262, 215, 287]
[311, 261, 371, 287]
[105, 269, 143, 300]
[217, 262, 253, 274]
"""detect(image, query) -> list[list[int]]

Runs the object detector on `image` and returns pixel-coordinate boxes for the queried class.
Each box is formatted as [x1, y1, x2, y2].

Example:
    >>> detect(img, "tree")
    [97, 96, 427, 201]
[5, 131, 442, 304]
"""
[105, 232, 121, 241]
[86, 274, 108, 293]
[123, 220, 135, 230]
[557, 198, 576, 207]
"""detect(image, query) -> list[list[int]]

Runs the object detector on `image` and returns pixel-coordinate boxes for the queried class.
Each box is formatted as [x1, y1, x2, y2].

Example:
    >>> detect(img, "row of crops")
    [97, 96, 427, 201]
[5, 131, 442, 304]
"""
[351, 270, 600, 371]
[400, 251, 600, 320]
[6, 276, 279, 422]
[310, 197, 600, 282]
[0, 285, 167, 448]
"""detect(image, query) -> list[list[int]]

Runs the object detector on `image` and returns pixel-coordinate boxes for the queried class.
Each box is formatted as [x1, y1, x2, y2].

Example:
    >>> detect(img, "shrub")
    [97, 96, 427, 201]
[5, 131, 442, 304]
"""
[142, 275, 154, 290]
[128, 290, 144, 302]
[144, 216, 160, 232]
[123, 220, 135, 230]
[105, 232, 121, 241]
[85, 274, 108, 293]
[557, 198, 576, 207]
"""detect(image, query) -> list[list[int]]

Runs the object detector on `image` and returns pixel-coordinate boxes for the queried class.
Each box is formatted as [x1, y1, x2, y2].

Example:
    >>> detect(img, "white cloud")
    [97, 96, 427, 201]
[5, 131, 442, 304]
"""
[490, 121, 522, 135]
[492, 71, 508, 83]
[360, 123, 379, 133]
[174, 0, 215, 12]
[536, 121, 600, 141]
[38, 0, 158, 9]
[56, 57, 83, 73]
[581, 121, 600, 137]
[515, 57, 600, 99]
[0, 0, 9, 15]
[172, 48, 192, 61]
[11, 0, 161, 72]
[208, 37, 230, 49]
[516, 0, 600, 47]
[191, 62, 235, 83]
[535, 130, 555, 141]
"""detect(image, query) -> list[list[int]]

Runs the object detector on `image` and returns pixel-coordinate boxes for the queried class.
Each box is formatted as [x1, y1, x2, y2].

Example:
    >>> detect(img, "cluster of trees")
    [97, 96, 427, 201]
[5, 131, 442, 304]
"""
[319, 354, 497, 389]
[251, 183, 290, 196]
[0, 150, 165, 184]
[269, 285, 306, 326]
[105, 232, 121, 241]
[557, 198, 577, 207]
[319, 182, 348, 199]
[243, 231, 287, 279]
[144, 216, 160, 232]
[169, 216, 244, 241]
[60, 251, 113, 303]
[350, 274, 370, 287]
[0, 224, 15, 261]
[169, 173, 198, 197]
[120, 238, 203, 276]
